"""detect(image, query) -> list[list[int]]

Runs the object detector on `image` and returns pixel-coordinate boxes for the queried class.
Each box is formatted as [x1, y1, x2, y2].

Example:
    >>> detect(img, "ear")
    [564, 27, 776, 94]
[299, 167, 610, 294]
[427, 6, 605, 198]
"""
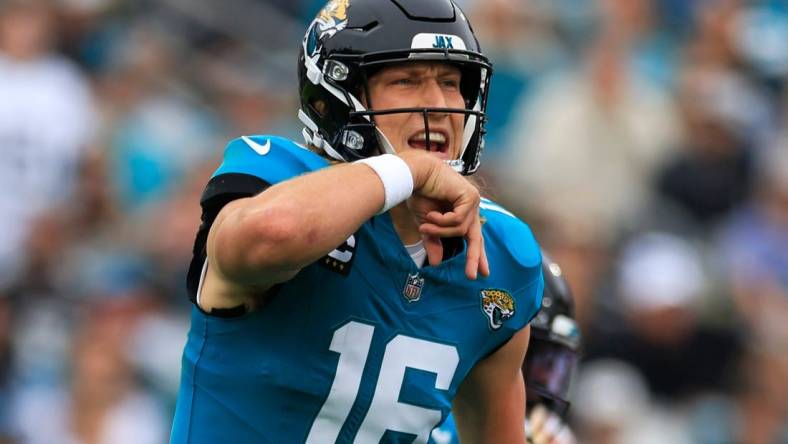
[357, 89, 368, 108]
[355, 77, 372, 109]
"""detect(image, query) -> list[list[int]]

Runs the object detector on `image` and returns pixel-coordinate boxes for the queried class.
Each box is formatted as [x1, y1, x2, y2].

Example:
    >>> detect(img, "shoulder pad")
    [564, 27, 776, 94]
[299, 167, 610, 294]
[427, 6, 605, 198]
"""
[213, 135, 329, 184]
[480, 198, 542, 270]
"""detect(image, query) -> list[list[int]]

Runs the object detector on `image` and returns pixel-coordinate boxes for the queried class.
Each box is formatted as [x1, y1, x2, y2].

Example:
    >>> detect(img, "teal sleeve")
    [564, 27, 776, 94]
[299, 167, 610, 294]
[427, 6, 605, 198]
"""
[213, 135, 329, 184]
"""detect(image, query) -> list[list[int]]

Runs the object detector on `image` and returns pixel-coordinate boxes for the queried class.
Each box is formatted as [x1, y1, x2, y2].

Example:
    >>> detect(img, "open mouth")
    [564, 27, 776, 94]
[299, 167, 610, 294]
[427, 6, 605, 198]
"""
[408, 130, 449, 153]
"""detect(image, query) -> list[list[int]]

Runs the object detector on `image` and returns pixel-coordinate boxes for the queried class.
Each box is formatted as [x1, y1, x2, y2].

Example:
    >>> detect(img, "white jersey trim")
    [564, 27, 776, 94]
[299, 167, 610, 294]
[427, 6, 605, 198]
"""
[195, 259, 209, 308]
[480, 199, 516, 218]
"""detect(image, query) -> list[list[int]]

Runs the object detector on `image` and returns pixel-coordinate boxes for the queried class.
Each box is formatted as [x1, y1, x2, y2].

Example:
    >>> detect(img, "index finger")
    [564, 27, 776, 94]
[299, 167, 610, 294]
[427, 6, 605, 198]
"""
[464, 216, 484, 280]
[478, 231, 490, 277]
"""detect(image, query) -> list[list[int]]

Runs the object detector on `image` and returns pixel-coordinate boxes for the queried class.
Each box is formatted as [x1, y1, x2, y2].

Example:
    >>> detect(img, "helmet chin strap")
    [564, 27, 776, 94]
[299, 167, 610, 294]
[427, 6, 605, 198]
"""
[455, 99, 481, 172]
[298, 109, 346, 161]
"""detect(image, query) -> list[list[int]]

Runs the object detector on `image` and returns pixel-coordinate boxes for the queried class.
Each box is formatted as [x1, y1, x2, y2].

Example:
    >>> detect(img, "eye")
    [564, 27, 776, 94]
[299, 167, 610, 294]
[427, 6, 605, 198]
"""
[440, 77, 461, 90]
[391, 77, 415, 86]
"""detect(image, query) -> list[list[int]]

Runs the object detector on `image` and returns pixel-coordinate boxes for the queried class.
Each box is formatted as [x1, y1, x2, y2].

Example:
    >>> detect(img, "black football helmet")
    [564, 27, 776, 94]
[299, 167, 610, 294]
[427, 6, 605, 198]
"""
[523, 254, 582, 419]
[297, 0, 492, 175]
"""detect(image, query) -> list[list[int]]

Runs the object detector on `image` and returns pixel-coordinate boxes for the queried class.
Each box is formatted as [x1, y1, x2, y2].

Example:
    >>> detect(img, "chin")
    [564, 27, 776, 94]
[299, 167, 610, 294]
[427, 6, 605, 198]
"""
[399, 144, 455, 161]
[430, 151, 451, 160]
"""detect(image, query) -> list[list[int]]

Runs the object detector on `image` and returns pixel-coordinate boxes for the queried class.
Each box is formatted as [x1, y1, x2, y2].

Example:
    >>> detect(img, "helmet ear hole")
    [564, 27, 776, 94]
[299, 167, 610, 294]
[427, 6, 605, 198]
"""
[311, 99, 328, 117]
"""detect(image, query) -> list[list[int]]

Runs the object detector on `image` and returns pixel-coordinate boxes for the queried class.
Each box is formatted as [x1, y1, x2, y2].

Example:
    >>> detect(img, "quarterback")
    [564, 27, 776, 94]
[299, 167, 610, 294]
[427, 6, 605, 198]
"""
[171, 0, 544, 443]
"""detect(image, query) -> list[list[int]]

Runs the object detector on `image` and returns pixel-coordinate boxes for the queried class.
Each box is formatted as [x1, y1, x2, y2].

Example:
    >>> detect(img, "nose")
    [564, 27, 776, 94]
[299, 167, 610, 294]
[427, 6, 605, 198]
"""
[420, 78, 450, 115]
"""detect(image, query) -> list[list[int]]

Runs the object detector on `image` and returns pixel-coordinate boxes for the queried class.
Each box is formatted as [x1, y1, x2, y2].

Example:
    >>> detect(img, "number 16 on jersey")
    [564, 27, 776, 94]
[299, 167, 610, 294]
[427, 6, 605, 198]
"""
[306, 321, 460, 443]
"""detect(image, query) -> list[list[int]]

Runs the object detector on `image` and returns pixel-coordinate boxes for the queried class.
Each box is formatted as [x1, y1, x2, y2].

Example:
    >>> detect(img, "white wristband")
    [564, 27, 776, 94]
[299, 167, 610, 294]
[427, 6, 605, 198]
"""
[356, 154, 414, 214]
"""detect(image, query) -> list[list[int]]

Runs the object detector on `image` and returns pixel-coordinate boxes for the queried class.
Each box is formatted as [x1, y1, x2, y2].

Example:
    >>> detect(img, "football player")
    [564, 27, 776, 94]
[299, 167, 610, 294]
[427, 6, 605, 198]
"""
[170, 1, 544, 443]
[429, 255, 582, 444]
[522, 255, 580, 444]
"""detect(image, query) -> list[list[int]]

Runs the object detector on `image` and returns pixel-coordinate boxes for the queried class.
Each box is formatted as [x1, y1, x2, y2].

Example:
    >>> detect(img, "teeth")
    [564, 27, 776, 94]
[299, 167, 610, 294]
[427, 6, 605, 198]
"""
[412, 132, 447, 144]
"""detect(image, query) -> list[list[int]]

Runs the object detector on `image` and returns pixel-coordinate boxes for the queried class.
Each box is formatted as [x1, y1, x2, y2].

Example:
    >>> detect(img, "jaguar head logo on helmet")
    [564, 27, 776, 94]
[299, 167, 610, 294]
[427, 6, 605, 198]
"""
[308, 0, 350, 51]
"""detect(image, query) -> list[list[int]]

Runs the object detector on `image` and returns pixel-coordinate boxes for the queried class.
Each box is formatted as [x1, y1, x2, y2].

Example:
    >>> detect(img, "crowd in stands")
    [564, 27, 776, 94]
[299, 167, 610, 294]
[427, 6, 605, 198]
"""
[0, 0, 786, 443]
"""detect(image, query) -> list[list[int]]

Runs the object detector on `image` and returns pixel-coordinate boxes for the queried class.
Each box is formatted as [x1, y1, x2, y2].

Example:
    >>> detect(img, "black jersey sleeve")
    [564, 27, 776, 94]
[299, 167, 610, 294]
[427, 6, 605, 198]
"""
[185, 173, 271, 303]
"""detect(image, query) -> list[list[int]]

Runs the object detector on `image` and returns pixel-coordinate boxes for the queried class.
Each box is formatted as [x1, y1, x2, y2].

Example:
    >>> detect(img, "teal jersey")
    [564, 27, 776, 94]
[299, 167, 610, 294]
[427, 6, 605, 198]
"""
[171, 136, 544, 444]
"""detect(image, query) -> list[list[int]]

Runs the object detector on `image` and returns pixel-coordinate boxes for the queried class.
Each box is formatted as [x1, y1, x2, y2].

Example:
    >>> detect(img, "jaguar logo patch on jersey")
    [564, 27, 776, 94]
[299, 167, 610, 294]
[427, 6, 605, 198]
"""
[480, 289, 515, 330]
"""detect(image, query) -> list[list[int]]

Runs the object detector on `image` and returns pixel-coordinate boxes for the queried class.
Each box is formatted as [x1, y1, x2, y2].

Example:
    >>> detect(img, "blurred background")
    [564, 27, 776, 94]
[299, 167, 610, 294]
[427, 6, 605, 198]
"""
[0, 0, 786, 442]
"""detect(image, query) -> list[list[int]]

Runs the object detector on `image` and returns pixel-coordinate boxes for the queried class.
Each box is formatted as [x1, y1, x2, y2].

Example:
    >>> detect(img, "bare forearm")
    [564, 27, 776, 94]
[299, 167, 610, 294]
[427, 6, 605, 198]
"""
[211, 163, 382, 283]
[454, 380, 526, 444]
[454, 327, 531, 443]
[210, 152, 438, 286]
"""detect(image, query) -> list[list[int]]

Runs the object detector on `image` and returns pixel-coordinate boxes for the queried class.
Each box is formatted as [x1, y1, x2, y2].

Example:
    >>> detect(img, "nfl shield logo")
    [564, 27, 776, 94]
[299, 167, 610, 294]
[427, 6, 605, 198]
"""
[403, 273, 425, 302]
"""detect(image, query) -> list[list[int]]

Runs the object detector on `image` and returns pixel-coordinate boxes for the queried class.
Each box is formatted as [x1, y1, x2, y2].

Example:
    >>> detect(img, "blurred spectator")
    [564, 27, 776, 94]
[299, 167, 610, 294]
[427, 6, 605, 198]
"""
[501, 35, 681, 245]
[571, 359, 693, 444]
[13, 147, 137, 303]
[55, 0, 124, 72]
[584, 232, 740, 399]
[136, 160, 213, 300]
[717, 138, 788, 349]
[734, 345, 788, 444]
[96, 20, 222, 211]
[498, 2, 683, 326]
[596, 0, 683, 89]
[687, 0, 741, 69]
[731, 1, 788, 93]
[531, 233, 612, 331]
[467, 0, 569, 158]
[9, 300, 168, 444]
[657, 63, 766, 228]
[193, 40, 300, 138]
[0, 0, 96, 288]
[688, 344, 788, 444]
